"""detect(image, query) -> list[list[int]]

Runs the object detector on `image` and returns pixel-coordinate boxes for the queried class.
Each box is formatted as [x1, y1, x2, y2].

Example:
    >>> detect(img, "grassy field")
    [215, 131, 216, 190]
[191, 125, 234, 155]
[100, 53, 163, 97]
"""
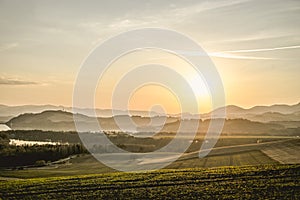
[1, 137, 299, 179]
[0, 150, 277, 179]
[0, 137, 298, 199]
[0, 164, 299, 199]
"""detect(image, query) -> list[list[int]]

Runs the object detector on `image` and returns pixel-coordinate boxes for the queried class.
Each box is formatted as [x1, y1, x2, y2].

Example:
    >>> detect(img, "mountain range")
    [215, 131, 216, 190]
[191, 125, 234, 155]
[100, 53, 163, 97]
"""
[203, 103, 300, 122]
[1, 102, 300, 126]
[2, 110, 299, 135]
[0, 104, 160, 123]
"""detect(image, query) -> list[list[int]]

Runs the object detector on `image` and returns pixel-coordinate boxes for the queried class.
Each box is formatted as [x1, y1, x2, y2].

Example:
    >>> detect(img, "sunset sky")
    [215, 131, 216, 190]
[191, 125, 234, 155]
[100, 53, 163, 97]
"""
[0, 0, 299, 114]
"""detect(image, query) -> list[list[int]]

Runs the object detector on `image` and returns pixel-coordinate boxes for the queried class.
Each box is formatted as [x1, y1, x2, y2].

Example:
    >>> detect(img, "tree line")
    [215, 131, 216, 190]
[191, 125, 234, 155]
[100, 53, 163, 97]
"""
[0, 133, 87, 168]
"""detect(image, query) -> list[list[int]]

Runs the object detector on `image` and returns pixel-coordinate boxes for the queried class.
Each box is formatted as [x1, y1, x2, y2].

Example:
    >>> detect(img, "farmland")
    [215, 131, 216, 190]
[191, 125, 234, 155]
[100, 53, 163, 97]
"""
[0, 136, 298, 179]
[0, 134, 298, 199]
[0, 164, 299, 199]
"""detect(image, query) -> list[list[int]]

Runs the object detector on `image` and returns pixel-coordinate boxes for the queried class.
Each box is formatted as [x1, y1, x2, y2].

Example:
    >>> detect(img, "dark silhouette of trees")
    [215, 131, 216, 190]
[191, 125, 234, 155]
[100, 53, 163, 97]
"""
[0, 132, 87, 168]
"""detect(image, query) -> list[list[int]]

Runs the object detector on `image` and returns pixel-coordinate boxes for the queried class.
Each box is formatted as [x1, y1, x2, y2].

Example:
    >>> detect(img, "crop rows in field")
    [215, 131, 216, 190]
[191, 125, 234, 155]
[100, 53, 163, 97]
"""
[167, 150, 276, 169]
[262, 139, 300, 164]
[0, 164, 299, 199]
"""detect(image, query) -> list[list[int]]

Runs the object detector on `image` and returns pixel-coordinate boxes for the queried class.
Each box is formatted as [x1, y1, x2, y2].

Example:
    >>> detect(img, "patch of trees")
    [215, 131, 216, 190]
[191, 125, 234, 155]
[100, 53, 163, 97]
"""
[0, 133, 87, 168]
[3, 130, 82, 143]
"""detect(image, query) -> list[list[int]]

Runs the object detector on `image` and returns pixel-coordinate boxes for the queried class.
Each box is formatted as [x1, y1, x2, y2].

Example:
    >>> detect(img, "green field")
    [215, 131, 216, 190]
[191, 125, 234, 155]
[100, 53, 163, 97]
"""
[0, 164, 299, 199]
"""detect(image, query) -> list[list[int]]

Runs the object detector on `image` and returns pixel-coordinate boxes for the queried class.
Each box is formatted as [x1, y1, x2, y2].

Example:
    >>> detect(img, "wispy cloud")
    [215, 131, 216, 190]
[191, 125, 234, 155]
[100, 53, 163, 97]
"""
[207, 45, 300, 60]
[205, 33, 298, 45]
[174, 50, 274, 60]
[0, 77, 38, 86]
[208, 52, 274, 60]
[81, 0, 250, 39]
[220, 45, 300, 53]
[0, 43, 19, 52]
[171, 0, 249, 19]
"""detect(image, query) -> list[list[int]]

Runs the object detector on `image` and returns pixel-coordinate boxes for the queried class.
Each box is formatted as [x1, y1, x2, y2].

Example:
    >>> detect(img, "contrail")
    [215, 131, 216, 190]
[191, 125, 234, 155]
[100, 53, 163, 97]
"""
[219, 45, 300, 53]
[174, 45, 300, 60]
[208, 52, 274, 60]
[175, 50, 274, 60]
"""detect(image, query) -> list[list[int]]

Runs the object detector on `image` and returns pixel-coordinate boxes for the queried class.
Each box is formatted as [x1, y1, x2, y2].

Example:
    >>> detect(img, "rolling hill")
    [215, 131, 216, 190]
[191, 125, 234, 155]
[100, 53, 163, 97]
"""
[211, 102, 300, 116]
[1, 102, 300, 121]
[0, 104, 160, 119]
[2, 102, 300, 132]
[5, 110, 294, 135]
[6, 110, 179, 132]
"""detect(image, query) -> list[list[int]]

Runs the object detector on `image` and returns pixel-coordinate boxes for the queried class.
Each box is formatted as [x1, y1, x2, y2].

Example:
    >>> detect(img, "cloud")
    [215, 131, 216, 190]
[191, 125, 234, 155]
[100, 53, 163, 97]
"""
[174, 50, 274, 60]
[80, 0, 249, 37]
[0, 77, 39, 86]
[0, 43, 19, 52]
[206, 45, 300, 59]
[172, 0, 249, 18]
[218, 45, 300, 53]
[208, 52, 274, 60]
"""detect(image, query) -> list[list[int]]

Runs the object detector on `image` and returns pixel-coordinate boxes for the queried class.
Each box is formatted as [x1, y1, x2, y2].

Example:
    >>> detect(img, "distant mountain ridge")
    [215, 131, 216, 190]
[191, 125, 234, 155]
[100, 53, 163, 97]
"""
[0, 104, 160, 119]
[1, 102, 300, 123]
[203, 102, 300, 122]
[5, 109, 299, 136]
[6, 110, 178, 132]
[213, 103, 300, 115]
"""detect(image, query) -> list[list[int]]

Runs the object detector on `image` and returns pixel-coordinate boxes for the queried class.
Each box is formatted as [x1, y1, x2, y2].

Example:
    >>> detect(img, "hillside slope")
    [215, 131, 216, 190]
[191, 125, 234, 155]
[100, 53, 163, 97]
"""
[6, 110, 291, 135]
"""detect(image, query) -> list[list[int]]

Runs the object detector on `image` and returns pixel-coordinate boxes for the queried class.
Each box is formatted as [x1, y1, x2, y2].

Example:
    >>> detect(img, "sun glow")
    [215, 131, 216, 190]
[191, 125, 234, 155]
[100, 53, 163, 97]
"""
[128, 84, 181, 114]
[95, 48, 213, 114]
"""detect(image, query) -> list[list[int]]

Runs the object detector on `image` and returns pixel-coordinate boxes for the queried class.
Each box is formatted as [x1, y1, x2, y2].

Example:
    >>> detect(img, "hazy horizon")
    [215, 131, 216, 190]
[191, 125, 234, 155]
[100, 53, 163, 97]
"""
[1, 101, 299, 116]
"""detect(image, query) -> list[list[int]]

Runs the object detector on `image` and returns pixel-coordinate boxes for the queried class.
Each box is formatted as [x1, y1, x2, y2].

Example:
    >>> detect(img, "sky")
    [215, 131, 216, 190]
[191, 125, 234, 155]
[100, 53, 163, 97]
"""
[0, 0, 300, 114]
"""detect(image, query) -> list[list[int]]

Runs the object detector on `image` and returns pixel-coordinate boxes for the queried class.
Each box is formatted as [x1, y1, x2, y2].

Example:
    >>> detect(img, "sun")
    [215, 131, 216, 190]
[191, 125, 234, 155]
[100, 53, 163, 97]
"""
[95, 48, 212, 114]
